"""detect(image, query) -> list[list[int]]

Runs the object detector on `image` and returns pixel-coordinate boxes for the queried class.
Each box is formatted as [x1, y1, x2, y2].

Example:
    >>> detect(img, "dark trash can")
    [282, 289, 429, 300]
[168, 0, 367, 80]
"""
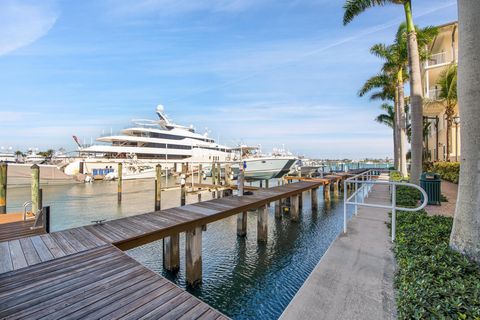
[420, 172, 441, 205]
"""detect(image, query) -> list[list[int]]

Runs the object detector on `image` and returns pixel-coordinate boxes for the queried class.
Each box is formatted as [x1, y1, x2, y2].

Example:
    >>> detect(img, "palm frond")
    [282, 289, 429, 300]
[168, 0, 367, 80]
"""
[343, 0, 389, 25]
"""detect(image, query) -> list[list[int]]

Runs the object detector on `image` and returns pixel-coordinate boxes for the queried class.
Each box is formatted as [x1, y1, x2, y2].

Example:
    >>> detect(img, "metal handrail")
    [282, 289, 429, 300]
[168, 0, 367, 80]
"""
[23, 201, 33, 221]
[343, 170, 428, 241]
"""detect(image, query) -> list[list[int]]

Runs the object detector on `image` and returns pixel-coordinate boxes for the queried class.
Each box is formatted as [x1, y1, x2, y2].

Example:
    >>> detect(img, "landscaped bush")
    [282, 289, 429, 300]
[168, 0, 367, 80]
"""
[431, 162, 461, 184]
[393, 186, 480, 319]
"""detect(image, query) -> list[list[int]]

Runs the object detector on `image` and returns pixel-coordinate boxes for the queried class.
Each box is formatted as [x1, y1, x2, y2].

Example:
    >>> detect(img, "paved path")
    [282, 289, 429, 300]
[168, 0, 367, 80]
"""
[425, 180, 458, 217]
[280, 174, 396, 320]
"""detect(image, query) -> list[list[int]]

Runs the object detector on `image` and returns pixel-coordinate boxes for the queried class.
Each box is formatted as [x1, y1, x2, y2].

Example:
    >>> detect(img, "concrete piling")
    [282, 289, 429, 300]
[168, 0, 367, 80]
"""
[257, 205, 268, 242]
[186, 226, 203, 286]
[31, 164, 40, 214]
[0, 162, 7, 214]
[155, 164, 162, 211]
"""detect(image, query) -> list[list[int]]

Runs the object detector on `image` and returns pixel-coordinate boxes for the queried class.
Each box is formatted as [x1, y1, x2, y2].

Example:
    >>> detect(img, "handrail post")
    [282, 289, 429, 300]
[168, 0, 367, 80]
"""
[343, 180, 347, 233]
[354, 181, 358, 215]
[391, 184, 396, 242]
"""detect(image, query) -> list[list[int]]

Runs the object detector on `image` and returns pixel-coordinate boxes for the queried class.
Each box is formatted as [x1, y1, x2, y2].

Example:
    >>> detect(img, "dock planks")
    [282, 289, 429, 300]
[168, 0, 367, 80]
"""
[0, 245, 228, 320]
[0, 219, 45, 242]
[0, 181, 322, 319]
[0, 181, 321, 274]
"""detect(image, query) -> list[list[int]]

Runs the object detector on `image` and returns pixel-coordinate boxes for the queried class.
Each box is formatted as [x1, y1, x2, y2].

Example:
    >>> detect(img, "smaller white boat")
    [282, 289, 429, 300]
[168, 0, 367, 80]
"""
[232, 146, 297, 181]
[25, 149, 46, 164]
[0, 147, 15, 163]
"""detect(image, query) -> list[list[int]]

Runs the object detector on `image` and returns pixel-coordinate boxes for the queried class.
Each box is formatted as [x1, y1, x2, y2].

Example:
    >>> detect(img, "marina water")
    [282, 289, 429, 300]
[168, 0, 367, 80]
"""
[6, 178, 357, 319]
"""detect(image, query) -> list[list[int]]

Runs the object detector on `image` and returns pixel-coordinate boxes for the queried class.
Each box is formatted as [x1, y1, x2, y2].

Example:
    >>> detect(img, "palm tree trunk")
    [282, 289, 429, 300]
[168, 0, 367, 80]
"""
[403, 0, 423, 185]
[393, 89, 400, 170]
[397, 70, 408, 177]
[450, 0, 480, 263]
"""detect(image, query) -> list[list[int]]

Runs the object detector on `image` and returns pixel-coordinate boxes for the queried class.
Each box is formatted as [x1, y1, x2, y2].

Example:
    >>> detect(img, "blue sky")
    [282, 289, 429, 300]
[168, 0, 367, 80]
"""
[0, 0, 458, 158]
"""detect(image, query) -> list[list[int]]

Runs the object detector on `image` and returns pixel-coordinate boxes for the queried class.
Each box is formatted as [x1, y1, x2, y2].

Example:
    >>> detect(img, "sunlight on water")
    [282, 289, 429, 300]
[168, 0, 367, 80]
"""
[6, 178, 356, 320]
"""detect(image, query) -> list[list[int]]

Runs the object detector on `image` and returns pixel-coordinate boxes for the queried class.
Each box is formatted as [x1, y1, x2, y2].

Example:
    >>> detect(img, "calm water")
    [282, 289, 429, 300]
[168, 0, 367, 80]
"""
[6, 178, 356, 320]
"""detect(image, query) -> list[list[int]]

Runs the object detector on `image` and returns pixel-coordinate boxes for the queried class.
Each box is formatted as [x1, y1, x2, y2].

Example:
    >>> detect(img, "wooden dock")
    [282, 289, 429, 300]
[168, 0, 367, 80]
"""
[0, 181, 322, 319]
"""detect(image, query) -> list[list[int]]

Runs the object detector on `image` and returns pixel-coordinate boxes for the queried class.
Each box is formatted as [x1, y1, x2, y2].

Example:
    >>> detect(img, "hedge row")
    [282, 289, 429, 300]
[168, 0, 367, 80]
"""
[423, 162, 460, 184]
[390, 172, 480, 319]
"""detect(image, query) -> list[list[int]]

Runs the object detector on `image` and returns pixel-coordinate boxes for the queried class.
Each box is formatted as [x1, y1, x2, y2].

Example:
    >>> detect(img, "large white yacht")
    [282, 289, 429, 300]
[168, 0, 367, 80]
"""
[79, 105, 233, 163]
[66, 105, 297, 181]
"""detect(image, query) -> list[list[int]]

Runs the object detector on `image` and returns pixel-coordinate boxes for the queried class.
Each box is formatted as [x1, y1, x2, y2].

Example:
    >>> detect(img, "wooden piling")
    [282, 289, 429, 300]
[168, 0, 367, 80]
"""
[333, 180, 339, 197]
[163, 235, 180, 272]
[225, 164, 232, 185]
[155, 164, 162, 211]
[211, 162, 216, 185]
[0, 162, 7, 214]
[291, 194, 300, 222]
[265, 179, 269, 189]
[186, 226, 202, 286]
[259, 180, 263, 188]
[117, 163, 122, 203]
[216, 162, 221, 186]
[274, 200, 282, 219]
[257, 204, 268, 242]
[180, 174, 186, 206]
[237, 212, 247, 236]
[31, 164, 40, 214]
[311, 188, 318, 212]
[198, 164, 202, 187]
[323, 183, 331, 202]
[299, 192, 303, 210]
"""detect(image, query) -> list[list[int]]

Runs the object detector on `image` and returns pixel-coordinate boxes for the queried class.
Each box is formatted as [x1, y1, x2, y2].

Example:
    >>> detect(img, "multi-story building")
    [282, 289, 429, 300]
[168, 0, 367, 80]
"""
[422, 21, 459, 162]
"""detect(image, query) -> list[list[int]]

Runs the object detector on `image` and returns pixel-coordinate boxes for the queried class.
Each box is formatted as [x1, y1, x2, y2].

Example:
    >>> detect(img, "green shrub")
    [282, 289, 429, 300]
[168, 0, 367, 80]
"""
[431, 162, 460, 184]
[393, 187, 480, 319]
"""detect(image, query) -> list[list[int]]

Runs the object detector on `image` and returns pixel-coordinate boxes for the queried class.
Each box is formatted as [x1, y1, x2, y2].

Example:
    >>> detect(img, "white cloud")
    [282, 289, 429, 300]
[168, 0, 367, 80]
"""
[0, 0, 58, 55]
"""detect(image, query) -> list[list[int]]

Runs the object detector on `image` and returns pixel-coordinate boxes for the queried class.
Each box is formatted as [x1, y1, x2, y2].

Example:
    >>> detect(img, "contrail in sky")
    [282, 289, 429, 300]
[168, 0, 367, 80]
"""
[167, 1, 456, 104]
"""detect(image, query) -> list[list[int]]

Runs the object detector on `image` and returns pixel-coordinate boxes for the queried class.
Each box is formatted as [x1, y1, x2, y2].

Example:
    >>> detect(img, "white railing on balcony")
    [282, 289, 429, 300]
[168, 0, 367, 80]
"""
[426, 52, 448, 67]
[427, 88, 442, 100]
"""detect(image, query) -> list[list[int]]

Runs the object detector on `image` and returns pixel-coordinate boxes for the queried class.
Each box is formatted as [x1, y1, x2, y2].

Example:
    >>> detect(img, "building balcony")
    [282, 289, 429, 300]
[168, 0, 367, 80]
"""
[425, 50, 457, 69]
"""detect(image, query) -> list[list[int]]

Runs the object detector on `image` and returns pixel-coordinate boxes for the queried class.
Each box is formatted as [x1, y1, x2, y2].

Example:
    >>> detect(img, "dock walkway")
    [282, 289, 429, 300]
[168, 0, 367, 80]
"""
[0, 181, 322, 319]
[279, 174, 396, 320]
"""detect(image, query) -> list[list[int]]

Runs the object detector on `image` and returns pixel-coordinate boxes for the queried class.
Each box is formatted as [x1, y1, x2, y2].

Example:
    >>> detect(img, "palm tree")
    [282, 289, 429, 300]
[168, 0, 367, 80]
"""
[450, 0, 480, 263]
[375, 104, 395, 128]
[436, 64, 457, 160]
[358, 72, 399, 168]
[344, 0, 424, 184]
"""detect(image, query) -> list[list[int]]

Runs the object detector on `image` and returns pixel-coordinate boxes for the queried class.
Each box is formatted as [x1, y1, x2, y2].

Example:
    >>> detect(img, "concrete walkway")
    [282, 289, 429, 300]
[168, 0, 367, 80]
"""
[425, 180, 458, 217]
[280, 174, 396, 320]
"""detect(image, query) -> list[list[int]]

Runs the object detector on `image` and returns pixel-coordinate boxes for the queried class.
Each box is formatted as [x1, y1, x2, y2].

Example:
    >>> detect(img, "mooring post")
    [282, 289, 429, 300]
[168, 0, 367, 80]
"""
[236, 165, 247, 236]
[31, 164, 40, 214]
[211, 161, 216, 185]
[257, 204, 268, 242]
[198, 164, 202, 188]
[265, 179, 269, 188]
[117, 163, 122, 203]
[259, 180, 263, 188]
[225, 164, 232, 185]
[155, 164, 162, 211]
[216, 162, 221, 186]
[180, 174, 186, 206]
[291, 194, 300, 222]
[274, 200, 282, 219]
[311, 188, 318, 212]
[0, 162, 7, 214]
[186, 226, 203, 286]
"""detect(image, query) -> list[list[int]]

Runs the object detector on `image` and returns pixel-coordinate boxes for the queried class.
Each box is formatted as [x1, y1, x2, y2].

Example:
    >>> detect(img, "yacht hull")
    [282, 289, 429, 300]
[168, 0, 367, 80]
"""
[241, 158, 297, 181]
